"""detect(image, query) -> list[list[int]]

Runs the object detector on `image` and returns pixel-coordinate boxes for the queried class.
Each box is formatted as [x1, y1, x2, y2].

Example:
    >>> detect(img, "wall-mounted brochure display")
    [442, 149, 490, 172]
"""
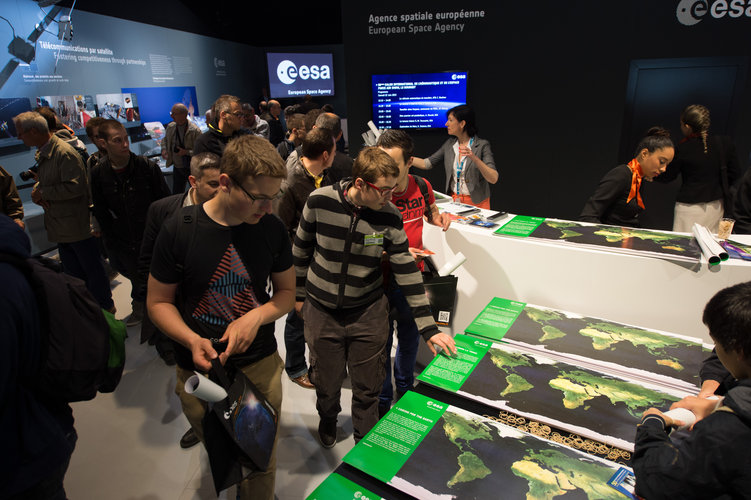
[494, 216, 703, 262]
[343, 391, 632, 499]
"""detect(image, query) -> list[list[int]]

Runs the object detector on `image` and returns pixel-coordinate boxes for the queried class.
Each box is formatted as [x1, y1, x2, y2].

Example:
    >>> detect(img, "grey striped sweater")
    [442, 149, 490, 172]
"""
[293, 180, 439, 340]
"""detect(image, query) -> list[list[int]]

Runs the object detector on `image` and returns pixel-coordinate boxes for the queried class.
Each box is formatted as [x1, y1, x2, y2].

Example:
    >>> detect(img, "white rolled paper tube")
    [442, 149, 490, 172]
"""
[662, 407, 696, 431]
[698, 224, 729, 261]
[438, 251, 467, 277]
[692, 224, 721, 265]
[185, 372, 228, 403]
[367, 120, 382, 139]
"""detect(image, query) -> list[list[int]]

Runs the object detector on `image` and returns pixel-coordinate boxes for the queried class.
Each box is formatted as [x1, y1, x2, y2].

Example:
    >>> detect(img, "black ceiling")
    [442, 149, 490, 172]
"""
[56, 0, 342, 47]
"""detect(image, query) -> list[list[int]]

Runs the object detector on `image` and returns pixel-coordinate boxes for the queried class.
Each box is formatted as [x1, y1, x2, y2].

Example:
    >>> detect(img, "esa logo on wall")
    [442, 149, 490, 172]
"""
[266, 52, 334, 98]
[677, 0, 751, 25]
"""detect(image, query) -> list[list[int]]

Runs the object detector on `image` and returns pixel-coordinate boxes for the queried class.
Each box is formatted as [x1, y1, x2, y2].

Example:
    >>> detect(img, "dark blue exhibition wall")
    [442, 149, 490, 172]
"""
[341, 1, 751, 229]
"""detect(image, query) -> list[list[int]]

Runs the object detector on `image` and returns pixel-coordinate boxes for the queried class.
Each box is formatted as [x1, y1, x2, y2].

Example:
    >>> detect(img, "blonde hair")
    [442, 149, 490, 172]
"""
[221, 135, 285, 180]
[352, 146, 399, 183]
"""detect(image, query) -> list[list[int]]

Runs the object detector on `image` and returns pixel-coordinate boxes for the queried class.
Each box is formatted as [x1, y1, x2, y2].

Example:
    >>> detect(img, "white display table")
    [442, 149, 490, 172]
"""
[423, 211, 751, 344]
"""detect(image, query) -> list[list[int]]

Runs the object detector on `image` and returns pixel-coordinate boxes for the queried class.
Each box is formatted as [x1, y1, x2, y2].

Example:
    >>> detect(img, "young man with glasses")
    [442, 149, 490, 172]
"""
[147, 135, 295, 500]
[293, 146, 456, 448]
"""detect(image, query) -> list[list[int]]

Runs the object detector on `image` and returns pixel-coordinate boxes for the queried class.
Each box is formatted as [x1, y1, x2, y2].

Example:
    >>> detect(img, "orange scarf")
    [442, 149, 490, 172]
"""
[626, 159, 645, 209]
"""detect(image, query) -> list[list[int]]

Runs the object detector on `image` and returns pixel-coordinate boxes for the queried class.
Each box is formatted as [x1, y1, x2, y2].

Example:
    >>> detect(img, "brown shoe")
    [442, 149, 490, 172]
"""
[290, 373, 315, 389]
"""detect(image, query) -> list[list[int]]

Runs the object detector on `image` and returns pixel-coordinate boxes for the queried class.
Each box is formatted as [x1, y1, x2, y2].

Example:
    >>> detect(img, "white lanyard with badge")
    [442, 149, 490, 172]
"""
[455, 137, 474, 195]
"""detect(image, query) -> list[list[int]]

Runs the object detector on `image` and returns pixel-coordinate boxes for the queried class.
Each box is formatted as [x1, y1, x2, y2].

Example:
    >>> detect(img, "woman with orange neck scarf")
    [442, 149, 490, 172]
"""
[579, 127, 674, 227]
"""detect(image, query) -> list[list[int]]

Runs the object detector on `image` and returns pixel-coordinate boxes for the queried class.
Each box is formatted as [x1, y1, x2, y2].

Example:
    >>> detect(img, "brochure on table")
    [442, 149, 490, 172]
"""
[417, 334, 690, 451]
[343, 391, 632, 499]
[494, 215, 703, 263]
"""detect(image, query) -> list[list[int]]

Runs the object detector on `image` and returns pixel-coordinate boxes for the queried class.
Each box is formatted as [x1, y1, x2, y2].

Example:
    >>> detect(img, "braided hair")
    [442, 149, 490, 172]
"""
[681, 104, 711, 153]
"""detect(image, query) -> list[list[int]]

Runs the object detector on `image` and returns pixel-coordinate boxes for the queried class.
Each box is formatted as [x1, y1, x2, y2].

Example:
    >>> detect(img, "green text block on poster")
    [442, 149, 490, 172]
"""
[417, 334, 491, 392]
[343, 391, 447, 483]
[495, 215, 545, 237]
[465, 297, 526, 342]
[306, 473, 383, 500]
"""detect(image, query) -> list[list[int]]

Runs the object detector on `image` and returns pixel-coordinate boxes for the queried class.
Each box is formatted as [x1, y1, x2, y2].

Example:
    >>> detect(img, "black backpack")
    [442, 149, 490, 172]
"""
[0, 253, 126, 402]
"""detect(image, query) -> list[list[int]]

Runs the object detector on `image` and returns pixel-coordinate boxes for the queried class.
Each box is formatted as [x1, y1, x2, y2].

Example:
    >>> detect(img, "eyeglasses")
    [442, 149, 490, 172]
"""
[229, 176, 283, 203]
[363, 179, 397, 196]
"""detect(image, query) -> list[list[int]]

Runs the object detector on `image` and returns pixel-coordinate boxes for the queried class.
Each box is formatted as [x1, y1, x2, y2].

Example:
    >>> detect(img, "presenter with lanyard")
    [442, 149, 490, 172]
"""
[412, 104, 498, 208]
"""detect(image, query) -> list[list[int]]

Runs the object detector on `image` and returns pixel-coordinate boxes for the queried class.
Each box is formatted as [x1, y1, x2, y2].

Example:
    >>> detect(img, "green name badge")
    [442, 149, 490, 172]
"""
[364, 233, 384, 245]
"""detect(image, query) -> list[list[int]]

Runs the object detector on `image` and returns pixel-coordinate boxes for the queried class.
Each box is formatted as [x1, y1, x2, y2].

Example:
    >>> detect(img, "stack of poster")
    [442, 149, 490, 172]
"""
[464, 298, 708, 392]
[338, 391, 634, 499]
[417, 334, 690, 451]
[494, 215, 703, 262]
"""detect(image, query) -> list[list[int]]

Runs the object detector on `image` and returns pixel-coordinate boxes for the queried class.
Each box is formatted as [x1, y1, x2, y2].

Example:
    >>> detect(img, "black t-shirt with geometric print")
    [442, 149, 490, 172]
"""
[151, 204, 292, 371]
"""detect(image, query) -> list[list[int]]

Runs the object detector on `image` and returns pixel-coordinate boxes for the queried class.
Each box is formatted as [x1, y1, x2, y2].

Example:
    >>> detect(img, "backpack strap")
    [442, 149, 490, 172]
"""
[172, 204, 200, 275]
[412, 174, 433, 223]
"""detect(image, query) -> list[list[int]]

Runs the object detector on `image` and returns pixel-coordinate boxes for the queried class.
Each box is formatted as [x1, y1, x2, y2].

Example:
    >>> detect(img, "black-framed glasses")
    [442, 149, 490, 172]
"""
[229, 176, 283, 203]
[363, 179, 397, 196]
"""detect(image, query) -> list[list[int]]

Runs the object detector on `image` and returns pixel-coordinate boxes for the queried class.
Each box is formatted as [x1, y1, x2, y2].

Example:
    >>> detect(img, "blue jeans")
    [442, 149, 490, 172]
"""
[379, 286, 420, 406]
[283, 310, 308, 378]
[58, 237, 114, 310]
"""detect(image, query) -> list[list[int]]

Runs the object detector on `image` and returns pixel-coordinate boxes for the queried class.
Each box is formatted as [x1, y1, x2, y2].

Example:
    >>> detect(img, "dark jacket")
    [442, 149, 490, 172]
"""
[633, 379, 751, 499]
[0, 165, 23, 221]
[287, 146, 353, 184]
[700, 349, 738, 396]
[733, 167, 751, 234]
[193, 123, 246, 157]
[277, 156, 337, 241]
[657, 135, 741, 204]
[0, 215, 72, 497]
[137, 191, 189, 343]
[580, 164, 643, 227]
[90, 152, 170, 248]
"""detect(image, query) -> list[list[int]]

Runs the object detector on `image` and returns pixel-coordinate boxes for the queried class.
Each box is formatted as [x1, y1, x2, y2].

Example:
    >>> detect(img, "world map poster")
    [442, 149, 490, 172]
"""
[417, 335, 690, 451]
[343, 391, 632, 499]
[465, 298, 708, 391]
[495, 216, 702, 262]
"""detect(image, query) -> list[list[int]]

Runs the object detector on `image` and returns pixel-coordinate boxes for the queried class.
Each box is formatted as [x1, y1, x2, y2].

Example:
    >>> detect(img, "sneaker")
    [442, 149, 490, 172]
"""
[126, 301, 144, 327]
[290, 373, 315, 389]
[179, 428, 199, 449]
[318, 419, 337, 449]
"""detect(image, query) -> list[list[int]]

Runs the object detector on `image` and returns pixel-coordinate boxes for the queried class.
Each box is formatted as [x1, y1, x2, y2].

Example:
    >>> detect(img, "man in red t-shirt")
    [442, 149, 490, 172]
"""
[377, 129, 451, 416]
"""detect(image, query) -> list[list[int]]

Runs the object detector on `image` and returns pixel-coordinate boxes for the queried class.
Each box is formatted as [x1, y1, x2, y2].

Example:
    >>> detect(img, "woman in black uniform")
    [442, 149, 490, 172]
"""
[656, 104, 741, 232]
[579, 127, 674, 227]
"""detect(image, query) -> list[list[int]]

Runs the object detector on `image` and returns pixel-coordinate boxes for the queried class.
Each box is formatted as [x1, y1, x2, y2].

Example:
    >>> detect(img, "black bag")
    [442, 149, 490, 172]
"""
[422, 257, 458, 326]
[0, 253, 126, 402]
[202, 358, 279, 494]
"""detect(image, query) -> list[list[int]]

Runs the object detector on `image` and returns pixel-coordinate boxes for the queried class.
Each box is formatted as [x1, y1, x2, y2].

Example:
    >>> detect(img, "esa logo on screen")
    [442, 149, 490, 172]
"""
[677, 0, 751, 26]
[276, 60, 331, 85]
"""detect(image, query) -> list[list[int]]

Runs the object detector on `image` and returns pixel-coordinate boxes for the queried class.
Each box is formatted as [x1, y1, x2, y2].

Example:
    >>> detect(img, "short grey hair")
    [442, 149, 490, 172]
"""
[14, 111, 49, 134]
[190, 152, 220, 178]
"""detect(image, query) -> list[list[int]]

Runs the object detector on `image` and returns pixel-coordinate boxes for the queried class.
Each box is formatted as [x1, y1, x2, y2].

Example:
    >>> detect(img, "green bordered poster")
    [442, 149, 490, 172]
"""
[416, 335, 491, 392]
[342, 391, 631, 499]
[494, 215, 545, 237]
[464, 297, 526, 342]
[343, 391, 447, 483]
[306, 473, 383, 500]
